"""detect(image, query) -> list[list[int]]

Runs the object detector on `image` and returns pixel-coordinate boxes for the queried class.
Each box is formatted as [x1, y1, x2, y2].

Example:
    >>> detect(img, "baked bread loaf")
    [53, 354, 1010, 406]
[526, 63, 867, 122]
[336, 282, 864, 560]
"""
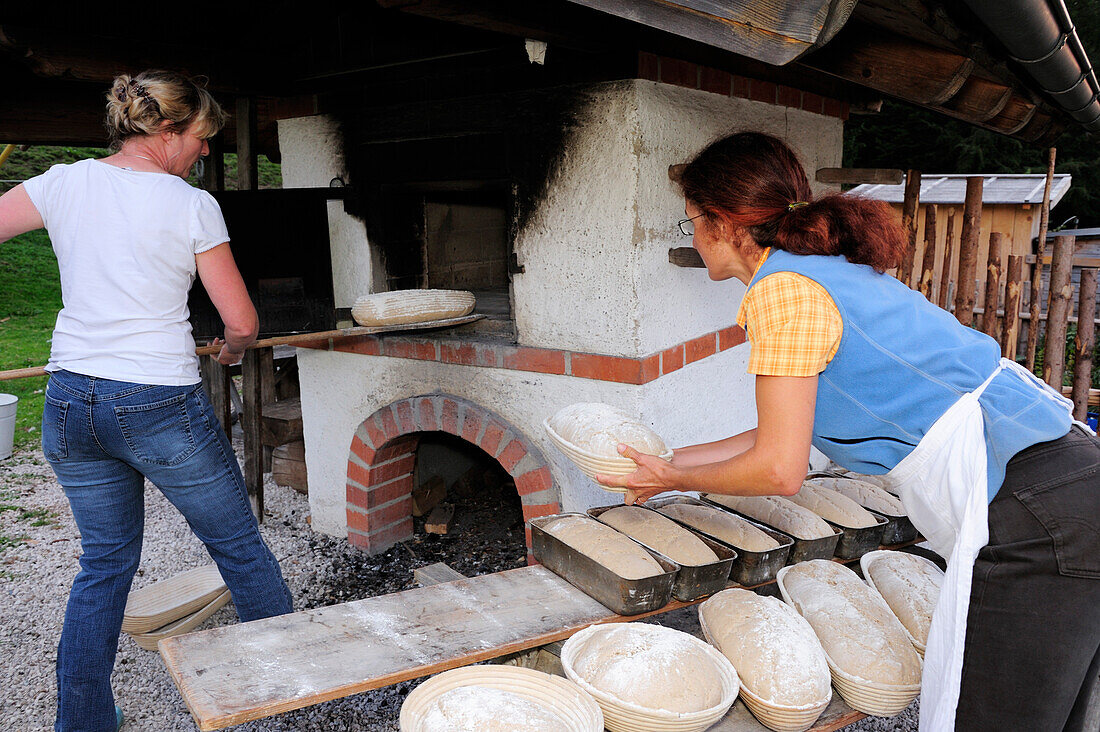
[865, 552, 943, 648]
[542, 515, 664, 579]
[566, 622, 728, 714]
[351, 289, 475, 327]
[704, 494, 833, 540]
[598, 506, 718, 565]
[419, 685, 570, 732]
[548, 403, 668, 458]
[780, 560, 921, 686]
[806, 477, 905, 516]
[700, 588, 830, 709]
[656, 502, 779, 552]
[787, 482, 878, 529]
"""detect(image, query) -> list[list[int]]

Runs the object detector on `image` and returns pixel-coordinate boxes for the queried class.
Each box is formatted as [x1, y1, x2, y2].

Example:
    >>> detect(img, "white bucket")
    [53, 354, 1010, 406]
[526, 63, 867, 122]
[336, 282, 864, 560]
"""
[0, 394, 18, 460]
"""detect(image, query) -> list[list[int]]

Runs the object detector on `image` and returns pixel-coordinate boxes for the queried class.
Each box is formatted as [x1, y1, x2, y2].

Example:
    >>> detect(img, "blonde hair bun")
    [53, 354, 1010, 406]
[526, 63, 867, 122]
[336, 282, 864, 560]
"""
[105, 70, 226, 147]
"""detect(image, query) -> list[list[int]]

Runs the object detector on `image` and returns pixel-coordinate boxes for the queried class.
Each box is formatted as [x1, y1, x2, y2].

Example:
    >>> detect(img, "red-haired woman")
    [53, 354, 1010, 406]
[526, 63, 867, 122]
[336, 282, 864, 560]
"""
[598, 132, 1099, 731]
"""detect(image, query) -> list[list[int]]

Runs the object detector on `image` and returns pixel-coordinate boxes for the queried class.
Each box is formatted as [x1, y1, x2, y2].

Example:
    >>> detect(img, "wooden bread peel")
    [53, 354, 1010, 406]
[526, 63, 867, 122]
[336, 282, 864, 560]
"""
[122, 565, 227, 634]
[128, 590, 232, 651]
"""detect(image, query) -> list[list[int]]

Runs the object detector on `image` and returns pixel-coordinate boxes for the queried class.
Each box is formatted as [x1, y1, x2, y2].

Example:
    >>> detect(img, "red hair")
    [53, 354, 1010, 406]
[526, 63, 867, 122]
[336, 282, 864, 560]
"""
[678, 133, 905, 272]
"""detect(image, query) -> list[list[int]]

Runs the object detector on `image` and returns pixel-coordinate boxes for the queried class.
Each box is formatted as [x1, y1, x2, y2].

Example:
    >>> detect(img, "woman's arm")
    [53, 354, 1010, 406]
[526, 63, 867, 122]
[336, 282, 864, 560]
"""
[0, 185, 45, 244]
[597, 374, 817, 504]
[195, 243, 258, 365]
[672, 430, 757, 467]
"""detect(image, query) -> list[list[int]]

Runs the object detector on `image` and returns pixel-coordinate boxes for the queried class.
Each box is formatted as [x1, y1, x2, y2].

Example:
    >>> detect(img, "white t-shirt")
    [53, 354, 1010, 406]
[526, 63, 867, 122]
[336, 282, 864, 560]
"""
[23, 159, 229, 385]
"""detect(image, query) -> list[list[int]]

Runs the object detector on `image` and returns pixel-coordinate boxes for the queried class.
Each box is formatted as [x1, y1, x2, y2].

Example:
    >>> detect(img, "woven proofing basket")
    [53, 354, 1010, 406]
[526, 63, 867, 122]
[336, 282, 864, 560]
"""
[860, 550, 942, 658]
[544, 418, 673, 488]
[561, 624, 740, 732]
[398, 664, 603, 732]
[776, 566, 921, 717]
[697, 611, 830, 732]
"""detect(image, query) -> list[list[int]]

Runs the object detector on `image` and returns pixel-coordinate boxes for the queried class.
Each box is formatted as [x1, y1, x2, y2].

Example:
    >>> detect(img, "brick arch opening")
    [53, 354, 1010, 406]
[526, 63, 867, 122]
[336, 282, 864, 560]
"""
[345, 394, 559, 555]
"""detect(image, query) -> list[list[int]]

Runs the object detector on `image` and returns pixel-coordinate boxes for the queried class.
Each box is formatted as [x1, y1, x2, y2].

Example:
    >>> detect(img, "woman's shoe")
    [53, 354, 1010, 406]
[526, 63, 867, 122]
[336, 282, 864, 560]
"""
[115, 706, 124, 730]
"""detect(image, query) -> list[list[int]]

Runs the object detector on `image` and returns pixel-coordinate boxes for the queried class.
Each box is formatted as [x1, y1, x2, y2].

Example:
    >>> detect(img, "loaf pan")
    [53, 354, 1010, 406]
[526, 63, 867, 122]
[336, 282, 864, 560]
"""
[697, 494, 843, 565]
[642, 496, 793, 587]
[826, 512, 888, 560]
[587, 503, 735, 602]
[868, 509, 919, 546]
[529, 513, 676, 616]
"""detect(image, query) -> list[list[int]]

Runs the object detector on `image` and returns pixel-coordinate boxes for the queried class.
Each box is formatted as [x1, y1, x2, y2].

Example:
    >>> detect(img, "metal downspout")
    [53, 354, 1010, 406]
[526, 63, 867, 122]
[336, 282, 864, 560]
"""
[961, 0, 1100, 132]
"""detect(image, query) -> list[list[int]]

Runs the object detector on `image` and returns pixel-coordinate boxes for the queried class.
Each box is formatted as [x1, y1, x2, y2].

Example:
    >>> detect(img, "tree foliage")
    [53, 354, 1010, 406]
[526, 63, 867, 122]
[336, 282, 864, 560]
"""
[844, 0, 1100, 228]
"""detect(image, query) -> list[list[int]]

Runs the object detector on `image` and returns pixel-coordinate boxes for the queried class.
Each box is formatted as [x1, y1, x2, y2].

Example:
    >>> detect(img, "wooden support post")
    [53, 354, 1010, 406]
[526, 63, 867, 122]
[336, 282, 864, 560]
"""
[897, 169, 921, 288]
[199, 357, 232, 434]
[1043, 235, 1076, 388]
[1002, 255, 1024, 360]
[981, 232, 1003, 338]
[938, 208, 956, 310]
[954, 178, 983, 327]
[919, 204, 938, 300]
[235, 96, 258, 191]
[201, 134, 225, 191]
[1027, 147, 1057, 370]
[1072, 268, 1097, 421]
[241, 347, 274, 520]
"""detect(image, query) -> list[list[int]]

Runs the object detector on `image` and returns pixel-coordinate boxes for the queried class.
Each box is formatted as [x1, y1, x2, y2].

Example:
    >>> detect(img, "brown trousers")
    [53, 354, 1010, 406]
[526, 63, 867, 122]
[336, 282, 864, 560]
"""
[956, 425, 1100, 731]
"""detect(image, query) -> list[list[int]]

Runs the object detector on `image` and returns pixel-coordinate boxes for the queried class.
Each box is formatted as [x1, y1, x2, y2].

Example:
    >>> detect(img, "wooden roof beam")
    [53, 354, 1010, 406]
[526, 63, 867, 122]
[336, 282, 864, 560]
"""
[802, 24, 974, 106]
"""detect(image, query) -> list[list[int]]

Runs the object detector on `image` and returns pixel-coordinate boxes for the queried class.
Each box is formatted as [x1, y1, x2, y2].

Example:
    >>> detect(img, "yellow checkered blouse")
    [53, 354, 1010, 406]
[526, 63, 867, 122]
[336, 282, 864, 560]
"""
[735, 248, 843, 377]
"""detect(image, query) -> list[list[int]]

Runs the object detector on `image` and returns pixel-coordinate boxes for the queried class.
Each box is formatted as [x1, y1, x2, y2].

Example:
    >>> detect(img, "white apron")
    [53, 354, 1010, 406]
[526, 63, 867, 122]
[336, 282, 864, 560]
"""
[881, 358, 1089, 731]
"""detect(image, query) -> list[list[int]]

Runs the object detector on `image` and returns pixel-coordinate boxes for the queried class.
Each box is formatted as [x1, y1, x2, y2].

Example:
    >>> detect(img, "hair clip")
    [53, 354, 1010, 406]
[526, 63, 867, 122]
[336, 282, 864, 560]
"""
[787, 201, 809, 211]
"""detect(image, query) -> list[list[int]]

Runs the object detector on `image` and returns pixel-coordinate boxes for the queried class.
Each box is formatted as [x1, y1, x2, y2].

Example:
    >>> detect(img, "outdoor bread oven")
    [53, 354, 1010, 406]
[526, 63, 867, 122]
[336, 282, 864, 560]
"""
[280, 77, 846, 556]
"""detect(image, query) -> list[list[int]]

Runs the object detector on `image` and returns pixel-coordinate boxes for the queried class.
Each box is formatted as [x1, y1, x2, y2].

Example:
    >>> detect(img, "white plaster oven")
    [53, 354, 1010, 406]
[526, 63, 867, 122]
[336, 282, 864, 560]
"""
[278, 78, 844, 554]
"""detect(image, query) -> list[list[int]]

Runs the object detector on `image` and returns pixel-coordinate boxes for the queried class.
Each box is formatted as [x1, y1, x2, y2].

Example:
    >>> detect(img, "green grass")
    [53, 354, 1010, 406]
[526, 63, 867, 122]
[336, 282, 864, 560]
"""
[0, 228, 60, 449]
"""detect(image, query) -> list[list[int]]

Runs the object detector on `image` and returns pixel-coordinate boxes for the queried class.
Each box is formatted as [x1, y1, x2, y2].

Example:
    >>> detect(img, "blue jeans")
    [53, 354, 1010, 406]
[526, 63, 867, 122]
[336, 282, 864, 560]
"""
[42, 370, 294, 732]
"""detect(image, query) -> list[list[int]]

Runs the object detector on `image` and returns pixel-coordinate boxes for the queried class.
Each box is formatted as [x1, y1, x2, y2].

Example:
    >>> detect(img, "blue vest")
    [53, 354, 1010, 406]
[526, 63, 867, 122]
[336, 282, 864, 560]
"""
[746, 249, 1071, 500]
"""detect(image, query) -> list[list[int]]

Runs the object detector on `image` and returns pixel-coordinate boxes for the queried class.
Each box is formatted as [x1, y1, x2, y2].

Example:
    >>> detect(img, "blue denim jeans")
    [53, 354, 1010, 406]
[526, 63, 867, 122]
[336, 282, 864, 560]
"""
[42, 370, 294, 732]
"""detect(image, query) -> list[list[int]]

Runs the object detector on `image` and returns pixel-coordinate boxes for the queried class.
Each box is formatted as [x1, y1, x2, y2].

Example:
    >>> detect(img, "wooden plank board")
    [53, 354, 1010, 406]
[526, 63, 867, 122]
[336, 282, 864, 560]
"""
[161, 566, 656, 730]
[413, 562, 467, 587]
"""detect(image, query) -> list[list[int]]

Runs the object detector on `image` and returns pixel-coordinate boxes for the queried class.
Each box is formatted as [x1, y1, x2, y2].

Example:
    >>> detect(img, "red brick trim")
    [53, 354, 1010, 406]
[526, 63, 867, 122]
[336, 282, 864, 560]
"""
[302, 324, 747, 386]
[636, 52, 848, 119]
[346, 395, 560, 555]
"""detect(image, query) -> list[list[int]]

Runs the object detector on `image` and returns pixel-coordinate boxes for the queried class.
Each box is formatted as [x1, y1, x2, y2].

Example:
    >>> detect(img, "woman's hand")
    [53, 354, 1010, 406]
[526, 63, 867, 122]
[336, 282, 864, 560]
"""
[210, 337, 245, 366]
[596, 444, 683, 505]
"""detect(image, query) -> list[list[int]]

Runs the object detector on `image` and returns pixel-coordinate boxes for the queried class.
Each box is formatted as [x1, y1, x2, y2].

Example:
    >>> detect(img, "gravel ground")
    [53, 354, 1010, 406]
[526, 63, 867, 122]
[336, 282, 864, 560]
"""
[0, 441, 915, 731]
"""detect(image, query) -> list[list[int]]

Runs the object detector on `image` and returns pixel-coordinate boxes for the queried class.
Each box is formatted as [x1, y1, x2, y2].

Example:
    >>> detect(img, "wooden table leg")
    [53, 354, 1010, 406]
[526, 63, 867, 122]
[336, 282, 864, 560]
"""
[199, 357, 232, 434]
[241, 349, 273, 521]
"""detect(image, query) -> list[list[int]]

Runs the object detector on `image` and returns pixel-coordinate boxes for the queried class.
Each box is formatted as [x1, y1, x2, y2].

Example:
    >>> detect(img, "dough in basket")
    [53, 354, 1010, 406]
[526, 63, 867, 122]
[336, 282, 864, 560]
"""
[548, 403, 667, 458]
[419, 685, 569, 732]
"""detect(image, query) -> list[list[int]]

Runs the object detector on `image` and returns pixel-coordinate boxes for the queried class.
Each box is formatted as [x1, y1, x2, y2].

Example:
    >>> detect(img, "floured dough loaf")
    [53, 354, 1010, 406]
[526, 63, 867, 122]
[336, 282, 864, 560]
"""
[543, 515, 664, 579]
[548, 403, 668, 458]
[781, 560, 921, 686]
[351, 289, 475, 327]
[807, 477, 905, 516]
[568, 623, 727, 713]
[656, 503, 779, 552]
[839, 471, 897, 495]
[700, 589, 830, 708]
[867, 552, 943, 647]
[598, 506, 718, 565]
[705, 494, 833, 540]
[419, 685, 569, 732]
[787, 482, 877, 529]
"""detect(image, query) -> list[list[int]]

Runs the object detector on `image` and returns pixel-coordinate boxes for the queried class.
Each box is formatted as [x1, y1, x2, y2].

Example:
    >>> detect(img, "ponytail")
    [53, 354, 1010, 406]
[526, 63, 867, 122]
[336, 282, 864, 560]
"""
[679, 133, 906, 272]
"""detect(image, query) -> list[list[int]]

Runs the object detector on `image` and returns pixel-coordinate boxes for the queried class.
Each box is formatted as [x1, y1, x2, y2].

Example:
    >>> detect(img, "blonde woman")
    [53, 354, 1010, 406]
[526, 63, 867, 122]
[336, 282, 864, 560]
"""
[0, 70, 292, 731]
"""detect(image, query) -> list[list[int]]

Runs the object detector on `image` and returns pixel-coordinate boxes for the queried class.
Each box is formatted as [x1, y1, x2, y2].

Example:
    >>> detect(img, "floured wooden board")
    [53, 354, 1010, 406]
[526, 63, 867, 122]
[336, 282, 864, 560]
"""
[160, 565, 691, 731]
[123, 565, 226, 634]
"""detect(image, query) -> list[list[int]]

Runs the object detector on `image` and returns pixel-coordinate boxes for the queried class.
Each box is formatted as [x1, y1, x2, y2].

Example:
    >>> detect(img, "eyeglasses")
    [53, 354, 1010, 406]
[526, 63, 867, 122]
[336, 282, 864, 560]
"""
[677, 213, 706, 236]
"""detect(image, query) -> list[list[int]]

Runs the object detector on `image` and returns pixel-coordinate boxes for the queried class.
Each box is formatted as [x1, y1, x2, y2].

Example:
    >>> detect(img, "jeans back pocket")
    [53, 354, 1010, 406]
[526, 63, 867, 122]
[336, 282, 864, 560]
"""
[114, 393, 197, 466]
[1015, 465, 1100, 580]
[42, 394, 69, 462]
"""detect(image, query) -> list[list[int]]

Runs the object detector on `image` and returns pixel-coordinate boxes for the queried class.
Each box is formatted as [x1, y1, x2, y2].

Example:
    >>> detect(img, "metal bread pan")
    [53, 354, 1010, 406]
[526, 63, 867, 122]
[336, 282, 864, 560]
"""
[529, 513, 676, 616]
[869, 509, 919, 545]
[695, 494, 839, 566]
[643, 496, 794, 588]
[586, 504, 736, 602]
[826, 512, 888, 560]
